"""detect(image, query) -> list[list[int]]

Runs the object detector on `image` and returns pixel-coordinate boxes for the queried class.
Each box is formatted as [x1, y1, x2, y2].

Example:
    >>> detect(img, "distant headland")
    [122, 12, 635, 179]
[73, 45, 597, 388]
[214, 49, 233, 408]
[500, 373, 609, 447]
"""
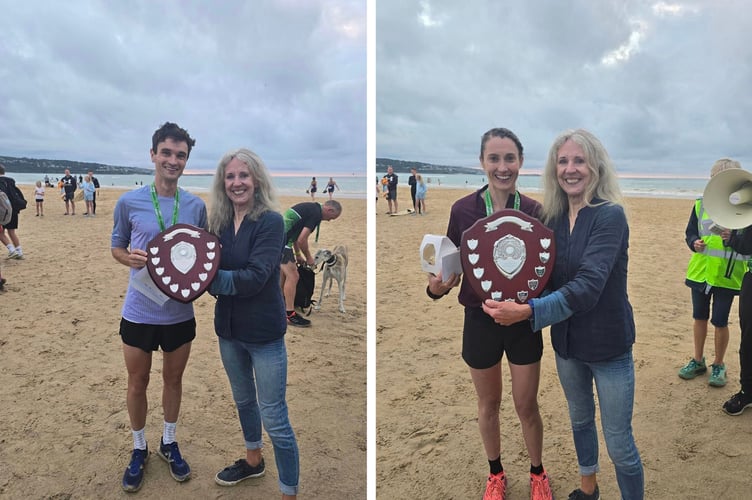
[376, 157, 482, 175]
[0, 155, 153, 175]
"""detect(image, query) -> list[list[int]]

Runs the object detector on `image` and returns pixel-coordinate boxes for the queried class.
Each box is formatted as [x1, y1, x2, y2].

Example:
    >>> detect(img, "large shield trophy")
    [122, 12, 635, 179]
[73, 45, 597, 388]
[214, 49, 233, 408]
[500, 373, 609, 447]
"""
[460, 209, 555, 303]
[145, 223, 220, 303]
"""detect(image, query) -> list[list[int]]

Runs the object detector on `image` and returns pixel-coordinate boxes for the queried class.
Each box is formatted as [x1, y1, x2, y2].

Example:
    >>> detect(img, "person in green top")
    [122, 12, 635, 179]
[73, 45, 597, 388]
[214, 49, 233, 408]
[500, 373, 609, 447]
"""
[679, 158, 750, 387]
[280, 200, 342, 327]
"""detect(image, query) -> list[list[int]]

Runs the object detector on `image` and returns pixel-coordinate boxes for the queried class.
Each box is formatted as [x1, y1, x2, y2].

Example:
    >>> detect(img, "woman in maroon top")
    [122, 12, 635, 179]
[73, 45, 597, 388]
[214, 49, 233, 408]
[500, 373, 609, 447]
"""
[426, 128, 552, 500]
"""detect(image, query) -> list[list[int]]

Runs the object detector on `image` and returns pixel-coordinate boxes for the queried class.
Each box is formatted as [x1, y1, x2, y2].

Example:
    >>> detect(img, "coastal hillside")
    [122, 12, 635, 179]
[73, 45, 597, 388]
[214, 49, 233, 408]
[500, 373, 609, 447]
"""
[376, 157, 481, 175]
[0, 155, 152, 175]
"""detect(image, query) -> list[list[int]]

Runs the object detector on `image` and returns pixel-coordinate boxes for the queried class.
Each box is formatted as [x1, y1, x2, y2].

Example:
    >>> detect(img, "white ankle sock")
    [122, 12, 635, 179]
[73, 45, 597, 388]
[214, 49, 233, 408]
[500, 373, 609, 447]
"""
[163, 421, 176, 444]
[132, 427, 147, 450]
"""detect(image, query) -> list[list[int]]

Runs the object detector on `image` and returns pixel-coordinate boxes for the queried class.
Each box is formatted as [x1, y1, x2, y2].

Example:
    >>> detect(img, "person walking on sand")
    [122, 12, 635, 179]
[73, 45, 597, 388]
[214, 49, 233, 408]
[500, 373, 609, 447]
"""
[678, 158, 749, 387]
[484, 129, 644, 500]
[307, 177, 317, 200]
[34, 180, 45, 217]
[427, 127, 553, 500]
[325, 177, 339, 199]
[207, 148, 300, 499]
[111, 122, 207, 493]
[0, 164, 25, 259]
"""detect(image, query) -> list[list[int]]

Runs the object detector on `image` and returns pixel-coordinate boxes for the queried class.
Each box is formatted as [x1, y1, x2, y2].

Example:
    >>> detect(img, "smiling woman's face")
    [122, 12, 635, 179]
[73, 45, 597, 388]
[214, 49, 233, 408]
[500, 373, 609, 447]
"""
[481, 136, 521, 192]
[555, 139, 591, 203]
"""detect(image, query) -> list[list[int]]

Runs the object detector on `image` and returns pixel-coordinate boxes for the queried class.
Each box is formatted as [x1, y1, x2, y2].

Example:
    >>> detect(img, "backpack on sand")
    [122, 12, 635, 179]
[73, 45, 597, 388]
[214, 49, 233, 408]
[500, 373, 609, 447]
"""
[295, 264, 316, 316]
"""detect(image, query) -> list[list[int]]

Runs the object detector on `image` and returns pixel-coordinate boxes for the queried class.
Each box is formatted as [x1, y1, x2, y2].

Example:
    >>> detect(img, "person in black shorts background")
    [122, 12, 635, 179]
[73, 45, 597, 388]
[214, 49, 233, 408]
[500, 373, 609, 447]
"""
[61, 168, 77, 215]
[280, 200, 342, 327]
[383, 166, 398, 214]
[426, 127, 553, 500]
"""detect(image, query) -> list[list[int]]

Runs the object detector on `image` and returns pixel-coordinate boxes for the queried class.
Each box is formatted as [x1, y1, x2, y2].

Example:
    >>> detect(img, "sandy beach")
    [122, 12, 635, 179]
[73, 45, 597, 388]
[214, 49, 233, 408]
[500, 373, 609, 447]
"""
[0, 189, 366, 499]
[376, 188, 752, 499]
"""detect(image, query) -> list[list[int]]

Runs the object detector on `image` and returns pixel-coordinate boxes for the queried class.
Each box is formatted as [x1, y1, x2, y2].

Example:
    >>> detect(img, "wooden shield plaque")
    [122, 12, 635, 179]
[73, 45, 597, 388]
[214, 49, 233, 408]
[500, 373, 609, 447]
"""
[145, 223, 221, 303]
[460, 209, 555, 303]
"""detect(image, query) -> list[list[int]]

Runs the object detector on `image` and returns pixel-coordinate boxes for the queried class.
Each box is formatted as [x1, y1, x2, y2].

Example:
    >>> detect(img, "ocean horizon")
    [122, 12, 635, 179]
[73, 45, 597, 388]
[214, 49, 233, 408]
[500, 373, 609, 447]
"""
[6, 170, 713, 200]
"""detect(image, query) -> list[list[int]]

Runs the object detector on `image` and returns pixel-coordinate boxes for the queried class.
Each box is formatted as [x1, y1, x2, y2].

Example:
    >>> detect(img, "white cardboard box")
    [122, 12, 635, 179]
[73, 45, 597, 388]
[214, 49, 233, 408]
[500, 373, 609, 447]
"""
[420, 234, 462, 278]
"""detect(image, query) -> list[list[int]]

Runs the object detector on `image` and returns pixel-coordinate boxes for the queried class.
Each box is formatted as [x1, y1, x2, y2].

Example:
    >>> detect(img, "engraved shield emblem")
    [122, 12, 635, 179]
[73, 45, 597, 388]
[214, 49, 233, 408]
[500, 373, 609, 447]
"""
[146, 223, 221, 303]
[460, 209, 555, 303]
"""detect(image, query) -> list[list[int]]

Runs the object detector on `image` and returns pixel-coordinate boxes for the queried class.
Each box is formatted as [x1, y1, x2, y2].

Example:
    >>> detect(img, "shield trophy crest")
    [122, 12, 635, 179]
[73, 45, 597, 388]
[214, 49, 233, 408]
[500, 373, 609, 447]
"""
[460, 209, 555, 303]
[145, 223, 221, 303]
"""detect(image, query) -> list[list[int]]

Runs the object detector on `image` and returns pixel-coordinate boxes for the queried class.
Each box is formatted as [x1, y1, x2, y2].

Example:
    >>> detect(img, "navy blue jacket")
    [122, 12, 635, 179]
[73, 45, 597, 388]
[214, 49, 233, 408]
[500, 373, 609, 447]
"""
[213, 210, 287, 343]
[550, 201, 635, 361]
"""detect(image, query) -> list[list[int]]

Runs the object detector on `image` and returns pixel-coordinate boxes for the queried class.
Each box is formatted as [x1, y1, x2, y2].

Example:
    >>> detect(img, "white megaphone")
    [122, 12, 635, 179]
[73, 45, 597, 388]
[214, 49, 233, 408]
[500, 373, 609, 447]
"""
[703, 168, 752, 229]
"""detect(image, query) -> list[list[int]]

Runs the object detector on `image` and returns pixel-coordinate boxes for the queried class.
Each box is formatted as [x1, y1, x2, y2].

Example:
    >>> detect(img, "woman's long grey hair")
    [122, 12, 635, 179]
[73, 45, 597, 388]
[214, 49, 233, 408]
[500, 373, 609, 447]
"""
[540, 129, 624, 225]
[207, 148, 279, 235]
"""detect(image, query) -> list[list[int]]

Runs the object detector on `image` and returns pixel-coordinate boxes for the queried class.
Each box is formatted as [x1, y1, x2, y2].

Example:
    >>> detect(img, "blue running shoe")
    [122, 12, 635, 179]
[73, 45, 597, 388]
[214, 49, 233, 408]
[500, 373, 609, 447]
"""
[158, 438, 191, 482]
[122, 448, 148, 492]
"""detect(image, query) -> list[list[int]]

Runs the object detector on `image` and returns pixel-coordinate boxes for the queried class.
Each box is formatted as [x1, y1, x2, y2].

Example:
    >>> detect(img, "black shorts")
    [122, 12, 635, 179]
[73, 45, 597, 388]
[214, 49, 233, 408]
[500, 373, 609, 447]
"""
[3, 211, 18, 230]
[64, 192, 75, 201]
[281, 246, 295, 264]
[386, 189, 397, 201]
[462, 306, 543, 369]
[119, 318, 196, 353]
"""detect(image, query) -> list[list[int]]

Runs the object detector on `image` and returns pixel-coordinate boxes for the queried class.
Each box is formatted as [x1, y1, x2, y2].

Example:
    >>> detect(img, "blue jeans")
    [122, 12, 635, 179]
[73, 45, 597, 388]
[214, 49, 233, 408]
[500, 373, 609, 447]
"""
[555, 350, 644, 500]
[218, 336, 299, 495]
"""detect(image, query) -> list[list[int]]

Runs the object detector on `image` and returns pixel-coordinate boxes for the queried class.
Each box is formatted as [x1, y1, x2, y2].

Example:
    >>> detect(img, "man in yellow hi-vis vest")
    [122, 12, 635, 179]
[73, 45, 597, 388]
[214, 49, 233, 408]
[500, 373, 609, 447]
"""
[679, 159, 749, 387]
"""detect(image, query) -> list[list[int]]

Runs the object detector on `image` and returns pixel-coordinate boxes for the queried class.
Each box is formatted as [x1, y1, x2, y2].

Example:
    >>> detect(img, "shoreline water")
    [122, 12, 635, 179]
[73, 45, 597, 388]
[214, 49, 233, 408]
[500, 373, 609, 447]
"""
[376, 172, 710, 199]
[8, 171, 711, 200]
[7, 172, 369, 199]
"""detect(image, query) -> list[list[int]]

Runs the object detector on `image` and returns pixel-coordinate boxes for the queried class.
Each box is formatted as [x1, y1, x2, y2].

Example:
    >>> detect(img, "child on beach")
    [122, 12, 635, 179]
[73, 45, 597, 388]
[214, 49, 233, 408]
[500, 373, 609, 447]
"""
[34, 180, 45, 216]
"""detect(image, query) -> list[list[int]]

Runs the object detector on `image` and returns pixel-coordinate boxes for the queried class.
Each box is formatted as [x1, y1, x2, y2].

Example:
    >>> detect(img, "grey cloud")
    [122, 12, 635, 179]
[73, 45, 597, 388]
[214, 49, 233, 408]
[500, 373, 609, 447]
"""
[377, 0, 752, 175]
[0, 0, 365, 172]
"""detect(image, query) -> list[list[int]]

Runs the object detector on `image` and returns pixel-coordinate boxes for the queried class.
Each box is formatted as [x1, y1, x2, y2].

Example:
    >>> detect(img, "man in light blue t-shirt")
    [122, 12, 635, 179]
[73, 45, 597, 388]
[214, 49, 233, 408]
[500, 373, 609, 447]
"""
[111, 122, 207, 493]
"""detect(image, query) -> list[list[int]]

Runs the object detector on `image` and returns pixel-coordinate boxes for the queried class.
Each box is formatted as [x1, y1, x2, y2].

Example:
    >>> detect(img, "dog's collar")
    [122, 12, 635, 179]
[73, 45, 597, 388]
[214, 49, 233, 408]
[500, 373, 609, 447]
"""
[317, 254, 337, 272]
[316, 254, 337, 272]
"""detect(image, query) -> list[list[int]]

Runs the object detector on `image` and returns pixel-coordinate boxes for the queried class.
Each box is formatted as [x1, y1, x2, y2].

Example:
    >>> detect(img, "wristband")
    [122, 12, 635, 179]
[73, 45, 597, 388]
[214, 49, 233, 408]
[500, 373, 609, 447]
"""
[426, 285, 448, 300]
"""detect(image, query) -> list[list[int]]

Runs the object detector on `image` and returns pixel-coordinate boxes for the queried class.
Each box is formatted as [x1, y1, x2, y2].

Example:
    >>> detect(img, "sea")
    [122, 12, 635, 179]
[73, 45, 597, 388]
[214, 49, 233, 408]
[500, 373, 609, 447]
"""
[7, 172, 369, 199]
[6, 171, 711, 200]
[377, 172, 710, 199]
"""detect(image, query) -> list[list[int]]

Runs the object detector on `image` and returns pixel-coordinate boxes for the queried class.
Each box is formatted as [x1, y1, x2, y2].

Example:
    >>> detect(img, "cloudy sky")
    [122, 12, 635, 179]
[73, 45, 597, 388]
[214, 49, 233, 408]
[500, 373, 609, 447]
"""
[376, 0, 752, 177]
[0, 0, 365, 174]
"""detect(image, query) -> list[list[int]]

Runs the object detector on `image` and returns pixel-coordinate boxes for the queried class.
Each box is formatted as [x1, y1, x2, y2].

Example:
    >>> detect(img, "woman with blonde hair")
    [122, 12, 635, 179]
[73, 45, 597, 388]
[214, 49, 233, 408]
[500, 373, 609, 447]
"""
[208, 148, 299, 499]
[484, 129, 643, 500]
